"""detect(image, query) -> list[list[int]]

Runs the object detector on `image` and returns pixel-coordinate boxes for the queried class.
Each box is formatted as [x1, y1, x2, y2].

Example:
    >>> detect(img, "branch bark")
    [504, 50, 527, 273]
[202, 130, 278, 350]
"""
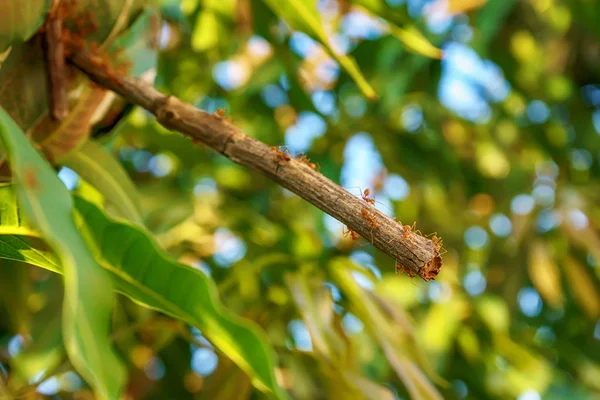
[68, 50, 442, 281]
[44, 0, 69, 121]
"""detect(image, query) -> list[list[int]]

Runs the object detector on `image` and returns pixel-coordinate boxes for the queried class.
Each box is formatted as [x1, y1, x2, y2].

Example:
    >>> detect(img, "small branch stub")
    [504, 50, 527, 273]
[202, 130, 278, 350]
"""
[67, 48, 442, 281]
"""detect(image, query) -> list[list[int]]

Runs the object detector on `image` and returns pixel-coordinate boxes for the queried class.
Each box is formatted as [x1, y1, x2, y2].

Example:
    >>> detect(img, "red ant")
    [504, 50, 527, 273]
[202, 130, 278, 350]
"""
[361, 188, 376, 206]
[296, 153, 319, 171]
[271, 146, 292, 172]
[271, 146, 291, 163]
[395, 262, 416, 278]
[215, 108, 229, 119]
[342, 226, 360, 241]
[402, 222, 422, 240]
[425, 232, 447, 255]
[360, 207, 378, 243]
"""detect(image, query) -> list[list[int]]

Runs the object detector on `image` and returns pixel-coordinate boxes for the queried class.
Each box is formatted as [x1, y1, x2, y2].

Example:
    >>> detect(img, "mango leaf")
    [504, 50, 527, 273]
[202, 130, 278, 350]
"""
[331, 260, 443, 400]
[0, 236, 61, 273]
[388, 25, 443, 60]
[0, 40, 48, 131]
[262, 0, 377, 100]
[528, 241, 564, 309]
[0, 183, 40, 237]
[73, 196, 287, 399]
[562, 257, 600, 320]
[0, 0, 51, 52]
[12, 303, 64, 383]
[0, 260, 32, 337]
[61, 140, 143, 225]
[0, 183, 61, 271]
[0, 107, 126, 400]
[351, 1, 442, 59]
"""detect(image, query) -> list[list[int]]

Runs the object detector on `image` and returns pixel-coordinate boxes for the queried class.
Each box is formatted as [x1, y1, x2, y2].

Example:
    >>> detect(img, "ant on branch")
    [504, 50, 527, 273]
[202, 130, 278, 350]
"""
[342, 226, 360, 241]
[271, 146, 291, 172]
[361, 188, 376, 206]
[360, 207, 378, 243]
[426, 232, 447, 255]
[55, 1, 132, 81]
[395, 262, 416, 278]
[296, 153, 319, 171]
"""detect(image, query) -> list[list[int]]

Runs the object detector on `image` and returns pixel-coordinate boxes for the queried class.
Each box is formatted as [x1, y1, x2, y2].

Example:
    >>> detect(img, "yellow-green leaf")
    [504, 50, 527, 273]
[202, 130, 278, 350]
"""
[0, 107, 126, 400]
[528, 240, 563, 308]
[262, 0, 377, 100]
[73, 196, 287, 399]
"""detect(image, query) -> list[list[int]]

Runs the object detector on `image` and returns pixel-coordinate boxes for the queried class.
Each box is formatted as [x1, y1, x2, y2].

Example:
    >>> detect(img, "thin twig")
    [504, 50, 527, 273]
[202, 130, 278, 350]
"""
[67, 49, 442, 281]
[45, 0, 69, 121]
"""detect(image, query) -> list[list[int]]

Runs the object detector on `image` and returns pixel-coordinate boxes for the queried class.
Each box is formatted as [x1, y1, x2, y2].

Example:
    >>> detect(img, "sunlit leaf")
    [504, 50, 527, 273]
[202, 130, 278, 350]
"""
[528, 241, 564, 309]
[493, 334, 552, 396]
[351, 1, 442, 59]
[262, 0, 377, 99]
[437, 0, 488, 15]
[562, 257, 600, 320]
[331, 260, 443, 400]
[62, 140, 143, 225]
[0, 107, 125, 399]
[388, 25, 443, 60]
[419, 295, 469, 354]
[73, 196, 286, 399]
[346, 374, 396, 400]
[475, 296, 510, 333]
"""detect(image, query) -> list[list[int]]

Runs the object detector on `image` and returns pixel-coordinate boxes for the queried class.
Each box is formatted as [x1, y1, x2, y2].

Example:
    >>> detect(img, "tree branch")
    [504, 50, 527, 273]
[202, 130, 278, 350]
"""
[44, 0, 69, 121]
[67, 50, 442, 281]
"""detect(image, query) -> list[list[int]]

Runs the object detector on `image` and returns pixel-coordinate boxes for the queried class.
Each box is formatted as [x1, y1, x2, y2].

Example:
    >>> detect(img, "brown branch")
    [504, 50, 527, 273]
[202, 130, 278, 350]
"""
[44, 0, 69, 121]
[67, 50, 442, 281]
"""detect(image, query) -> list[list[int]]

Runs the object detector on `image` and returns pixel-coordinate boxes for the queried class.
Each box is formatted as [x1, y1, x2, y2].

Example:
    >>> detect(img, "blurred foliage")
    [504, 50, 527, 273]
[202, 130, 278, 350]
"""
[1, 0, 600, 399]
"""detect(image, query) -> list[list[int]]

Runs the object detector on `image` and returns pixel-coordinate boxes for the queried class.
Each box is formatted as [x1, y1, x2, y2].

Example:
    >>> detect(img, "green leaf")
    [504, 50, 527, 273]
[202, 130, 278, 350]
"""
[73, 195, 287, 399]
[0, 184, 40, 237]
[0, 236, 61, 273]
[352, 1, 442, 59]
[331, 260, 443, 400]
[61, 140, 143, 225]
[262, 0, 377, 100]
[0, 107, 126, 400]
[0, 0, 51, 52]
[388, 25, 442, 60]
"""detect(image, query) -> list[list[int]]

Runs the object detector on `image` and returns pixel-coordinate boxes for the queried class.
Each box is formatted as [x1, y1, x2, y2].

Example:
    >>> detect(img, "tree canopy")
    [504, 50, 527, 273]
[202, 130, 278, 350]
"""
[0, 0, 599, 399]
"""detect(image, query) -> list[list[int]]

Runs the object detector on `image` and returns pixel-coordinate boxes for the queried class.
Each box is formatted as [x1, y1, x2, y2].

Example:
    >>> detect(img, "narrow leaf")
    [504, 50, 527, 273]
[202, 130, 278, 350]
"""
[0, 184, 40, 237]
[563, 257, 600, 320]
[263, 0, 377, 100]
[388, 25, 443, 59]
[0, 236, 61, 273]
[0, 107, 125, 400]
[331, 260, 443, 400]
[528, 241, 563, 308]
[73, 196, 286, 399]
[62, 140, 143, 225]
[352, 2, 442, 59]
